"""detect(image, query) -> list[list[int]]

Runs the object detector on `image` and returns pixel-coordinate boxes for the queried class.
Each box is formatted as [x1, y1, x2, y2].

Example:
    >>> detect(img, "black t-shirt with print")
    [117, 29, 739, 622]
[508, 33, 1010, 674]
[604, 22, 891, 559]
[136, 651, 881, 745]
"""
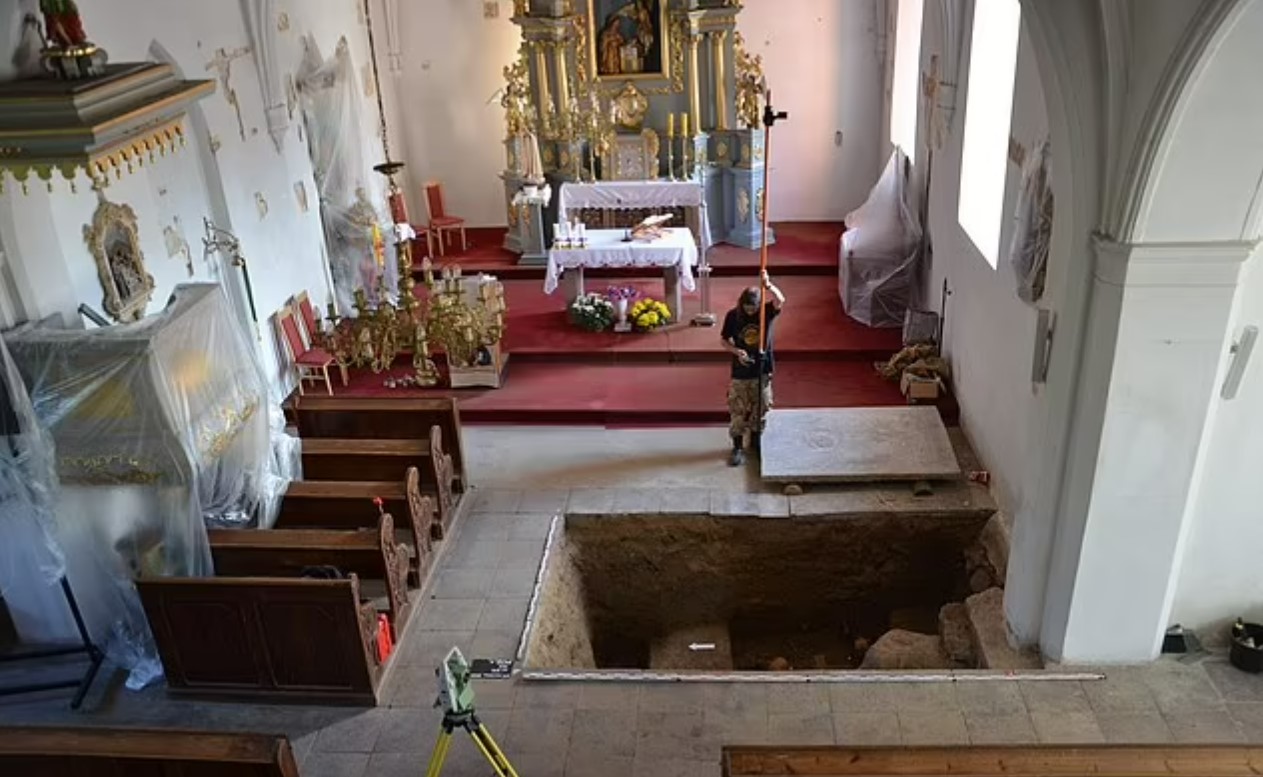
[722, 302, 779, 379]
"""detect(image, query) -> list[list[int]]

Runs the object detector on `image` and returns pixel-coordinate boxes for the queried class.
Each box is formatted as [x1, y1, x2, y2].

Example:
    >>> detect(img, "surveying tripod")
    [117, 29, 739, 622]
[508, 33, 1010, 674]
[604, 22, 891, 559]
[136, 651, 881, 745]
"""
[424, 647, 520, 777]
[425, 708, 518, 777]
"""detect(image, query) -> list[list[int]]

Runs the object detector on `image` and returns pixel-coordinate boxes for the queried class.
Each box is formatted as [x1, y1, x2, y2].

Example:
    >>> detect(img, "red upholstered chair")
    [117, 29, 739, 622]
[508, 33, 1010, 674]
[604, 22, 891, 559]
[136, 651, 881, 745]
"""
[413, 224, 435, 259]
[424, 182, 467, 256]
[293, 290, 320, 348]
[292, 291, 348, 386]
[277, 305, 335, 395]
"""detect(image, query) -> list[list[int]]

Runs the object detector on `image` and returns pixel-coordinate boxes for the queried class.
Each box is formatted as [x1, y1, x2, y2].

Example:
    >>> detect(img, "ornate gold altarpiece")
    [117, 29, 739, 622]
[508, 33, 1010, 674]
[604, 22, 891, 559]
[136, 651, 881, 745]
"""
[501, 0, 774, 265]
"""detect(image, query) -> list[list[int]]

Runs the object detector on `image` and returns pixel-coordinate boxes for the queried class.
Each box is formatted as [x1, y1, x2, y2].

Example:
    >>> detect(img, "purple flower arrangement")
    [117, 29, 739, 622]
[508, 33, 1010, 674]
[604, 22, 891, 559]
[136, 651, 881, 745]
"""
[606, 286, 639, 302]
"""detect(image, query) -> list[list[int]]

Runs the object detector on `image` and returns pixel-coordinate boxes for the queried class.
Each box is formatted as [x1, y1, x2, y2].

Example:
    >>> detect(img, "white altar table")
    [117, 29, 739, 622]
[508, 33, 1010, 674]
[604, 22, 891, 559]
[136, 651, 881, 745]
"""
[545, 227, 698, 319]
[558, 181, 712, 254]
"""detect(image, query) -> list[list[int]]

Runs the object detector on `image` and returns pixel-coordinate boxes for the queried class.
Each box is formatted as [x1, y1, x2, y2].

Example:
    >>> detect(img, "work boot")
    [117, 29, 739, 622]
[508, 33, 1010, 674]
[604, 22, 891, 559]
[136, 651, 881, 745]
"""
[728, 436, 745, 466]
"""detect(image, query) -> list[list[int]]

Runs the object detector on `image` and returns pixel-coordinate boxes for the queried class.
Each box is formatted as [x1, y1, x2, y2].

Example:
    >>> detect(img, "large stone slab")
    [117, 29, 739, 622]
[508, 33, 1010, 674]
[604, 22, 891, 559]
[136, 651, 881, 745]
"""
[761, 407, 961, 484]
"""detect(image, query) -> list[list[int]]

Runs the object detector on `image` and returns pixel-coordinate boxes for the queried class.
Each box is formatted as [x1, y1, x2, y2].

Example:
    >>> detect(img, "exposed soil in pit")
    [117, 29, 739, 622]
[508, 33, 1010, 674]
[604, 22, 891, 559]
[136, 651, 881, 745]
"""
[526, 513, 987, 672]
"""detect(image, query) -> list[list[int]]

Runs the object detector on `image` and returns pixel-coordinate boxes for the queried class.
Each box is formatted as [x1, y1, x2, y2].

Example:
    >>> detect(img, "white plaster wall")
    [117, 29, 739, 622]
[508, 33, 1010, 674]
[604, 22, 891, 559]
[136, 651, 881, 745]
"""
[1171, 249, 1263, 639]
[0, 0, 389, 394]
[1136, 1, 1263, 242]
[738, 0, 885, 221]
[917, 7, 1049, 516]
[391, 0, 520, 228]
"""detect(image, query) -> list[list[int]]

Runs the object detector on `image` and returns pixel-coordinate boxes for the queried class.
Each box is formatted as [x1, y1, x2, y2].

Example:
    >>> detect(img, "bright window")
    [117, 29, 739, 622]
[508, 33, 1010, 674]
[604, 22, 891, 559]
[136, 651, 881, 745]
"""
[958, 0, 1022, 267]
[890, 0, 925, 164]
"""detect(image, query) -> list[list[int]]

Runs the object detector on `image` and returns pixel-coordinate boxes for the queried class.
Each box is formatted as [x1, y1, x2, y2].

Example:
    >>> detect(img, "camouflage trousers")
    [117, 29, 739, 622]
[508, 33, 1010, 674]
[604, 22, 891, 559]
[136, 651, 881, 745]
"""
[727, 378, 774, 440]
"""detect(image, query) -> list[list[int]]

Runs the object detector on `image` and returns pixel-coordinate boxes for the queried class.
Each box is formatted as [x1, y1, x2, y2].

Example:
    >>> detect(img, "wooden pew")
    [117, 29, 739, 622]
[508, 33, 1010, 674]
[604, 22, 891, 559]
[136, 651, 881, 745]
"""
[289, 396, 468, 493]
[137, 573, 386, 705]
[0, 727, 299, 776]
[276, 466, 451, 543]
[722, 746, 1263, 777]
[299, 425, 456, 535]
[208, 513, 413, 632]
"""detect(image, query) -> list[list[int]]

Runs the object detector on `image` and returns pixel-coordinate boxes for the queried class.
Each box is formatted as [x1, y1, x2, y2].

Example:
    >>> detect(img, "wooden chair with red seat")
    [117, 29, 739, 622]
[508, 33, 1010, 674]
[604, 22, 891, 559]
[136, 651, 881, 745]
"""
[277, 305, 335, 396]
[292, 291, 348, 386]
[424, 182, 466, 255]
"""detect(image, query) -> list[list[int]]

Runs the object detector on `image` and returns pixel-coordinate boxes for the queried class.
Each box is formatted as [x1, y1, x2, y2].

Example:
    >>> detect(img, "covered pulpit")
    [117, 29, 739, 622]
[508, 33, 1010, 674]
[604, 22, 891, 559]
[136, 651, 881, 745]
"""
[2, 284, 292, 687]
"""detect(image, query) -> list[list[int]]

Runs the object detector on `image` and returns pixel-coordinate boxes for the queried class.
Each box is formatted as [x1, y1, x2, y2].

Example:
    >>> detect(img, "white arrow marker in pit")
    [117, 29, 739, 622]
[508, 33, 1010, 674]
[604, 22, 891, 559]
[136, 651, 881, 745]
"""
[688, 643, 716, 652]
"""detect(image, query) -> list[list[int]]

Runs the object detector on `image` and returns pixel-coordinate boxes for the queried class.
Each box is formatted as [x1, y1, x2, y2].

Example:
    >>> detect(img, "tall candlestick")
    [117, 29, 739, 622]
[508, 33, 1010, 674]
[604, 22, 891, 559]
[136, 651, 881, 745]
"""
[681, 111, 690, 137]
[668, 112, 675, 138]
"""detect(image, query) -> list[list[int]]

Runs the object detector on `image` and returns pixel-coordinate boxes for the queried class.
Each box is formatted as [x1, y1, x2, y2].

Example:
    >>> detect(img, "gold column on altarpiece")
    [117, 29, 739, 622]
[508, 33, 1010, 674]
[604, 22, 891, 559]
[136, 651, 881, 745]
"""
[688, 30, 702, 136]
[712, 30, 729, 131]
[534, 42, 552, 117]
[554, 41, 571, 110]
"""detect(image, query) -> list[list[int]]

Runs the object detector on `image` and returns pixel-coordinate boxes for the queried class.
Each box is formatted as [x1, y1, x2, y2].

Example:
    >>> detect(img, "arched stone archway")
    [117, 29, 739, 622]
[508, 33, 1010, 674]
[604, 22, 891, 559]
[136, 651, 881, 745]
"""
[1007, 0, 1263, 662]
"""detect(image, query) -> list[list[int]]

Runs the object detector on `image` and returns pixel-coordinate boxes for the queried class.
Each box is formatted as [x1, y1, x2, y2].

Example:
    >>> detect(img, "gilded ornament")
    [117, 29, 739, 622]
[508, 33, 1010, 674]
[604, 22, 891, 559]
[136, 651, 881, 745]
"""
[741, 143, 750, 164]
[737, 187, 750, 223]
[716, 139, 729, 160]
[612, 81, 650, 131]
[501, 53, 533, 139]
[734, 31, 766, 130]
[83, 196, 155, 323]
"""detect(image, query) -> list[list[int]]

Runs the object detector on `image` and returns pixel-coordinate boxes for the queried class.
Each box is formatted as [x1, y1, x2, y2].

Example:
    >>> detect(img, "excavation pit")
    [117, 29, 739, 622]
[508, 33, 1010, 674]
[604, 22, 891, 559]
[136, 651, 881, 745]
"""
[522, 511, 994, 674]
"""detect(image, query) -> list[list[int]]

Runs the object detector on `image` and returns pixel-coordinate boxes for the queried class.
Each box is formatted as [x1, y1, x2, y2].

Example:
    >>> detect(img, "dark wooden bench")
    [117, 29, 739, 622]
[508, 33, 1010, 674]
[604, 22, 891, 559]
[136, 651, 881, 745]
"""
[299, 426, 456, 535]
[0, 727, 299, 776]
[289, 396, 467, 493]
[722, 746, 1263, 777]
[208, 513, 414, 630]
[277, 467, 450, 542]
[137, 573, 387, 705]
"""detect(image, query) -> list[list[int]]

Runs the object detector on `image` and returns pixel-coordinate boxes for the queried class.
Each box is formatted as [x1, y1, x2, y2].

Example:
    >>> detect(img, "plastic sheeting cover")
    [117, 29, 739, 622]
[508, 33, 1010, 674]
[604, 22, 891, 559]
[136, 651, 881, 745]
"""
[3, 284, 288, 688]
[0, 335, 65, 592]
[1009, 139, 1053, 305]
[839, 149, 923, 328]
[297, 35, 396, 316]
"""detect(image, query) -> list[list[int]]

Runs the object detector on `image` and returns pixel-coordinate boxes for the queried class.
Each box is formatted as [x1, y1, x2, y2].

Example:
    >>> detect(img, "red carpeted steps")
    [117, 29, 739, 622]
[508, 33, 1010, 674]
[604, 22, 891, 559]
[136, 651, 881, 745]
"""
[414, 222, 845, 280]
[342, 360, 904, 425]
[332, 221, 909, 425]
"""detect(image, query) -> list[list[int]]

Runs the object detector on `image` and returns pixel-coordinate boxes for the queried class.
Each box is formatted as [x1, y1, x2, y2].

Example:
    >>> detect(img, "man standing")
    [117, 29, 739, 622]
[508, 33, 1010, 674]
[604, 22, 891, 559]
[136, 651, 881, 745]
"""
[720, 270, 785, 466]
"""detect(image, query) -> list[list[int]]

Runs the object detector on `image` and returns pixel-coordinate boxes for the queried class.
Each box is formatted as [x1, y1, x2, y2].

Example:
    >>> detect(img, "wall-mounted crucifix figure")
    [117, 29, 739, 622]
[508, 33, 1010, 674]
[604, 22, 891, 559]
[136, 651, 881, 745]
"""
[205, 46, 252, 143]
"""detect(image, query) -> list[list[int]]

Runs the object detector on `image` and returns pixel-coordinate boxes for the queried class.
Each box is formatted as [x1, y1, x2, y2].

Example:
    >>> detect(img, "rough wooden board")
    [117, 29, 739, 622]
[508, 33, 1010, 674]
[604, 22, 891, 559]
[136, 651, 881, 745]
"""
[723, 745, 1263, 776]
[760, 407, 962, 484]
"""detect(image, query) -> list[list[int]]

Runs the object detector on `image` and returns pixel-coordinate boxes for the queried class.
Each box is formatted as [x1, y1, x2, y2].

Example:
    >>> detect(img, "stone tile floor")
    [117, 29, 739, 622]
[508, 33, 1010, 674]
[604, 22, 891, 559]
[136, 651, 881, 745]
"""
[1, 427, 1260, 776]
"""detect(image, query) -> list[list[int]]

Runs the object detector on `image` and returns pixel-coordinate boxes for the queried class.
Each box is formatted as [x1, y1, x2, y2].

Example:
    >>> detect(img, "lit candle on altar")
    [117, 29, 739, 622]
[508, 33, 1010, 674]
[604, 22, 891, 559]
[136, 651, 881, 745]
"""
[667, 113, 675, 138]
[421, 257, 434, 285]
[681, 112, 689, 137]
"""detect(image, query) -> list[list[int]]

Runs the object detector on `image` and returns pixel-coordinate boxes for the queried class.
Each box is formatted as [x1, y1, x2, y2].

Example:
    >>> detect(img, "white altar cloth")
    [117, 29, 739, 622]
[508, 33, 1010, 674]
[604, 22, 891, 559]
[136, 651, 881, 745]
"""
[558, 181, 712, 253]
[544, 228, 698, 294]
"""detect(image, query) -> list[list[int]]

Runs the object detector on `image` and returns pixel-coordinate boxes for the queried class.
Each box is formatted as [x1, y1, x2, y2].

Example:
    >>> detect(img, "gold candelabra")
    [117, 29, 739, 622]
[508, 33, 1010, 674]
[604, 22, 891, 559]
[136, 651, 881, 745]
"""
[318, 240, 507, 388]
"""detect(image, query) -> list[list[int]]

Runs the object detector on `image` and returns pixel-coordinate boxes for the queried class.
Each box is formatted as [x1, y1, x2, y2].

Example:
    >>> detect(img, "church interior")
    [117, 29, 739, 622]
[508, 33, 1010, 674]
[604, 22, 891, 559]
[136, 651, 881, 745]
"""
[1, 0, 1263, 774]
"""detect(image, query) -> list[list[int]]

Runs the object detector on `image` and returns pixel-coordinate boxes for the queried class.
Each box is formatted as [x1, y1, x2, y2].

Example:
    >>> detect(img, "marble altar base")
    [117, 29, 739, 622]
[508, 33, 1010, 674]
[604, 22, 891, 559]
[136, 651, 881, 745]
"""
[760, 407, 961, 484]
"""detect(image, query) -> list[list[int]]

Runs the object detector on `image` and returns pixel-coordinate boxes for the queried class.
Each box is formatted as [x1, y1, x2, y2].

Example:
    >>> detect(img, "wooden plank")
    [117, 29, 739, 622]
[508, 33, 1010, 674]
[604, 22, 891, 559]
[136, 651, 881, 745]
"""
[722, 746, 1263, 777]
[0, 728, 293, 766]
[291, 395, 467, 492]
[136, 576, 380, 706]
[299, 433, 455, 525]
[208, 515, 412, 632]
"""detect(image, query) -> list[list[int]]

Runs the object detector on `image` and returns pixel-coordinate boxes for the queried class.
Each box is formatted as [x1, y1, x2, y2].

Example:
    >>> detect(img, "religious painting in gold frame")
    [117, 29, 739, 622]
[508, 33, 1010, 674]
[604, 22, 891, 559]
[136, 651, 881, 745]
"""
[83, 198, 156, 323]
[587, 0, 670, 84]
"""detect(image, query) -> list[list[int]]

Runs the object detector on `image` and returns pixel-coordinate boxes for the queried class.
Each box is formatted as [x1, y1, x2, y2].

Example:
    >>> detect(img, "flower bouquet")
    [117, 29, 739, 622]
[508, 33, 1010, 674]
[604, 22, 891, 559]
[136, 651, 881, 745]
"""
[630, 298, 672, 331]
[568, 292, 615, 332]
[606, 286, 639, 331]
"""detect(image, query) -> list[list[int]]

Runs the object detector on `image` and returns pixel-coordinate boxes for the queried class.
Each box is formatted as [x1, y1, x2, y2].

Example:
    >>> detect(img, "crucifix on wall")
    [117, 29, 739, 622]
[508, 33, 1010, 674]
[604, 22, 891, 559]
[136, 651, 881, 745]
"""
[206, 46, 253, 143]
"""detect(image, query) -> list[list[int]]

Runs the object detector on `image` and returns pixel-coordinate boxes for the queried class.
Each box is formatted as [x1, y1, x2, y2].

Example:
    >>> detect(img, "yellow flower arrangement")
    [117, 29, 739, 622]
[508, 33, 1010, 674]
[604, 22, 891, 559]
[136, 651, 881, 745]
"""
[630, 298, 672, 331]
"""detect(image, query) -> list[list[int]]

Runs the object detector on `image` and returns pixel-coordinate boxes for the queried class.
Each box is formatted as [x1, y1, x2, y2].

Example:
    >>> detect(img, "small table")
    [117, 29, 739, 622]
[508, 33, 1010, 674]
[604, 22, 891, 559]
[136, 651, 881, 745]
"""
[558, 181, 712, 254]
[545, 228, 698, 319]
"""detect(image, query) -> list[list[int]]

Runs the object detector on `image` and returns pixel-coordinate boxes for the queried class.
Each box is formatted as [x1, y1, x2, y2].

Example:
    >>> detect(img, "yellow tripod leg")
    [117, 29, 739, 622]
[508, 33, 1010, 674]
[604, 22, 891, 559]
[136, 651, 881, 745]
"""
[469, 724, 520, 777]
[425, 729, 453, 777]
